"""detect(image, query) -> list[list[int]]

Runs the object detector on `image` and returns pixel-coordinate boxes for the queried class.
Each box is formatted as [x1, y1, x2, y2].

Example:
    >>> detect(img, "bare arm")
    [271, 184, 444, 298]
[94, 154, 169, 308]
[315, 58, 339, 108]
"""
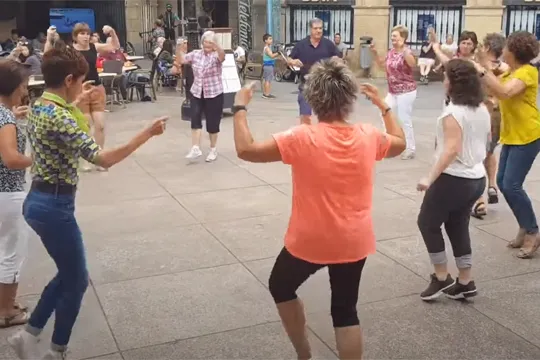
[215, 43, 225, 62]
[95, 29, 120, 55]
[0, 124, 32, 170]
[264, 47, 279, 59]
[233, 109, 282, 162]
[95, 129, 153, 168]
[378, 104, 406, 158]
[426, 115, 462, 184]
[433, 43, 451, 66]
[404, 48, 416, 68]
[476, 63, 527, 99]
[370, 47, 386, 70]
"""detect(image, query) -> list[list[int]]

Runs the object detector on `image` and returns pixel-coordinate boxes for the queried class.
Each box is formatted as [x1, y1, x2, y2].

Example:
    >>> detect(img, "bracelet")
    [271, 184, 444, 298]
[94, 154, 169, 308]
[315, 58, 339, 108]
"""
[382, 107, 391, 116]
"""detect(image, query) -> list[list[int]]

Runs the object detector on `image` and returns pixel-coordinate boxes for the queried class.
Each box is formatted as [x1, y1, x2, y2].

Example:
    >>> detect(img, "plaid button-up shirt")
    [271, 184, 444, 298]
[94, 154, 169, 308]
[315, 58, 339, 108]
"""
[185, 50, 223, 99]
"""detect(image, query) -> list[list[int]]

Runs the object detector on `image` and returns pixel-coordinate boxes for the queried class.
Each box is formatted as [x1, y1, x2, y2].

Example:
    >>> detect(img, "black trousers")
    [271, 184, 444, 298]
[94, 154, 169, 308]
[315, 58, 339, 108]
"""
[164, 27, 175, 40]
[417, 173, 485, 267]
[190, 92, 224, 134]
[268, 247, 367, 328]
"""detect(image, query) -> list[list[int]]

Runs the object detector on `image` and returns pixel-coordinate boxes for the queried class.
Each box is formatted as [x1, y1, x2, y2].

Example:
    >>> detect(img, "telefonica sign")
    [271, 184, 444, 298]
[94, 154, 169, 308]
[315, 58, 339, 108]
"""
[286, 0, 354, 5]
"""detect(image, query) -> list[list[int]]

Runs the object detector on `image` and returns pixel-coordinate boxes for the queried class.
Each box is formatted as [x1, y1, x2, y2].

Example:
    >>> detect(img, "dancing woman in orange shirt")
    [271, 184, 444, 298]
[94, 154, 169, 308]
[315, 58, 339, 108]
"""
[231, 59, 406, 359]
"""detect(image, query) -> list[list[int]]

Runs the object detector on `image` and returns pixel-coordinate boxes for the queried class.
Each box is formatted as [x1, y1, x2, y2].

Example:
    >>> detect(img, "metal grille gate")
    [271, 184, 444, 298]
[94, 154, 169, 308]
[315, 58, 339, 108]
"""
[504, 5, 540, 37]
[140, 0, 158, 55]
[284, 5, 354, 45]
[391, 6, 463, 50]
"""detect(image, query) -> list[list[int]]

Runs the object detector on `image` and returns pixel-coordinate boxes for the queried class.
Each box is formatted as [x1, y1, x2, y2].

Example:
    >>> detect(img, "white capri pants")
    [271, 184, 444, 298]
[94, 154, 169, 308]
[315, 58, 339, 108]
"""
[0, 192, 28, 284]
[383, 90, 417, 151]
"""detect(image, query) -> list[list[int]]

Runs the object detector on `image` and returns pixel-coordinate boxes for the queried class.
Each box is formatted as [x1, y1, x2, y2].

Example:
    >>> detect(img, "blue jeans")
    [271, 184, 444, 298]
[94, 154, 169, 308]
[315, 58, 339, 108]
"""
[22, 189, 88, 347]
[497, 138, 540, 234]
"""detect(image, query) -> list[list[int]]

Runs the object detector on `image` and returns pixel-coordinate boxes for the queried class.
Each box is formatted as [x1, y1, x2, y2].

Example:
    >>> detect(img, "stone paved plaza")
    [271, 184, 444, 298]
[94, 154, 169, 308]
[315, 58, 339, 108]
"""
[1, 81, 540, 360]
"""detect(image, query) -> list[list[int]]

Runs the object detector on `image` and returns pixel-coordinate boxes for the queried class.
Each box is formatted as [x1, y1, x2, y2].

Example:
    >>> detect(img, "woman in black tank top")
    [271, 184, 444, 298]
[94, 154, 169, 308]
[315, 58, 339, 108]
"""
[44, 23, 121, 171]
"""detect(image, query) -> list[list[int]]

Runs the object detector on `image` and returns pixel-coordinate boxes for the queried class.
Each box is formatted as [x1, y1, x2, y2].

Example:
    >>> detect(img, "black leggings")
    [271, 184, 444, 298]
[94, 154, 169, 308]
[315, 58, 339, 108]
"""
[417, 173, 485, 268]
[190, 92, 224, 134]
[268, 247, 367, 328]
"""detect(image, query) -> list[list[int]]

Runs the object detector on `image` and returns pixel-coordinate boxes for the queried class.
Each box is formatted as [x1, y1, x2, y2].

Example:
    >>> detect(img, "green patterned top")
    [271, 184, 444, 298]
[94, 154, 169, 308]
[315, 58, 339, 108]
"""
[27, 92, 101, 185]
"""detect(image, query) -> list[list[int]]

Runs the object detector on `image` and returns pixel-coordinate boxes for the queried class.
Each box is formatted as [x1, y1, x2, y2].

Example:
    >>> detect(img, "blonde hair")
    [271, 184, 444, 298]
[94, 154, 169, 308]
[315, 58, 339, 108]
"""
[391, 25, 409, 41]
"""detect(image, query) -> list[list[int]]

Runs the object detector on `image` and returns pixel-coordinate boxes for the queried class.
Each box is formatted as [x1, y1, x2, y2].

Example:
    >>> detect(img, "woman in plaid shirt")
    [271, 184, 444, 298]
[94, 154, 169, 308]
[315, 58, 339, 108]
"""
[179, 31, 226, 162]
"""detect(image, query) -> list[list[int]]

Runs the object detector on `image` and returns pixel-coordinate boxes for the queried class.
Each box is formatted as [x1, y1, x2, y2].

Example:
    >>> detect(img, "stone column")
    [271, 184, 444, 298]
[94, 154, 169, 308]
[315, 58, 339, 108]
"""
[353, 0, 390, 77]
[464, 0, 504, 41]
[125, 0, 158, 53]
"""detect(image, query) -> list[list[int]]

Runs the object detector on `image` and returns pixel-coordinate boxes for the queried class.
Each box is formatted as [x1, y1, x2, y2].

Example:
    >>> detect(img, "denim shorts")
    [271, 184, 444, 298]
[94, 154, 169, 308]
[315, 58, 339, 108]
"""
[263, 65, 274, 82]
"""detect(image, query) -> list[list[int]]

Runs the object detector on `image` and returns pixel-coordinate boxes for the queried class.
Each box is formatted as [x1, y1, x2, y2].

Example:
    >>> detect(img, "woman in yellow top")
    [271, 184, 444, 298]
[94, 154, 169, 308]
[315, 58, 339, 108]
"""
[475, 31, 540, 258]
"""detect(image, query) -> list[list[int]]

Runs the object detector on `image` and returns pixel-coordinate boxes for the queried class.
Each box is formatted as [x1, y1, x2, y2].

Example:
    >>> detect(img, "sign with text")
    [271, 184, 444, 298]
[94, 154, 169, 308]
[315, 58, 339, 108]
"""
[238, 0, 253, 50]
[286, 0, 354, 6]
[390, 0, 465, 5]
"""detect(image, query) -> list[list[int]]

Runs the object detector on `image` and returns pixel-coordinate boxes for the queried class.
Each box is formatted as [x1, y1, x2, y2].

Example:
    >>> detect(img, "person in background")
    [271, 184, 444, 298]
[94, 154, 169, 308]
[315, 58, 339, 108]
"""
[31, 32, 46, 53]
[474, 31, 540, 258]
[153, 36, 166, 58]
[174, 37, 188, 93]
[470, 33, 507, 220]
[370, 25, 417, 160]
[287, 18, 340, 125]
[7, 45, 167, 360]
[334, 33, 348, 58]
[90, 32, 100, 44]
[3, 30, 20, 52]
[418, 30, 436, 84]
[434, 34, 458, 73]
[7, 41, 42, 76]
[162, 3, 180, 40]
[262, 33, 278, 99]
[179, 30, 225, 162]
[0, 59, 32, 329]
[152, 19, 166, 52]
[157, 39, 179, 76]
[233, 39, 246, 79]
[231, 59, 406, 360]
[417, 59, 490, 301]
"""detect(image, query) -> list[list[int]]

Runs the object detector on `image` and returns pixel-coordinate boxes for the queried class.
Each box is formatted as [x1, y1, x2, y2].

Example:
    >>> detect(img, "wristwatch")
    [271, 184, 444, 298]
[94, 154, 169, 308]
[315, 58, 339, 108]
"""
[232, 105, 247, 114]
[382, 107, 392, 116]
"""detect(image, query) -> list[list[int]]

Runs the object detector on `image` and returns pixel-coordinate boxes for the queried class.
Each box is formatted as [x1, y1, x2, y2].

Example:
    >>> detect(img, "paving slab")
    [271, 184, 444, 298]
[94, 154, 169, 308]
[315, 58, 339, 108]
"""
[8, 81, 540, 359]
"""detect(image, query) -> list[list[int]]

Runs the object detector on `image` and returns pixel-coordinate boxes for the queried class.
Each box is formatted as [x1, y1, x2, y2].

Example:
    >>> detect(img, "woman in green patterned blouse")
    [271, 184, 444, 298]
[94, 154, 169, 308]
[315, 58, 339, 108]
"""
[8, 46, 167, 360]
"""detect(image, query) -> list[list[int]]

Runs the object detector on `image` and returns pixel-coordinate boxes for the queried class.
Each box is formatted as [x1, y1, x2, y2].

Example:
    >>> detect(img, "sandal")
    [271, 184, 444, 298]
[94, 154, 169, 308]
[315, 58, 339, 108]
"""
[471, 201, 487, 219]
[13, 302, 28, 312]
[487, 187, 499, 204]
[507, 228, 526, 248]
[0, 309, 29, 328]
[517, 234, 540, 259]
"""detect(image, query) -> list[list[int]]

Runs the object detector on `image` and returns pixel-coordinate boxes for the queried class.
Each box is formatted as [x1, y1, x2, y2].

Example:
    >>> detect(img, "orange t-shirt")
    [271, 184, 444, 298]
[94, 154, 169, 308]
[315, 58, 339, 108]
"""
[272, 122, 390, 264]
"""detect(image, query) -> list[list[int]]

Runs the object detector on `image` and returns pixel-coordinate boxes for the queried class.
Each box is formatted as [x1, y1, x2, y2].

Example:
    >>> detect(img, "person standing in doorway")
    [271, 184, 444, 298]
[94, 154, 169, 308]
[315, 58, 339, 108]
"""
[287, 18, 340, 125]
[262, 34, 278, 99]
[370, 25, 417, 160]
[162, 3, 180, 41]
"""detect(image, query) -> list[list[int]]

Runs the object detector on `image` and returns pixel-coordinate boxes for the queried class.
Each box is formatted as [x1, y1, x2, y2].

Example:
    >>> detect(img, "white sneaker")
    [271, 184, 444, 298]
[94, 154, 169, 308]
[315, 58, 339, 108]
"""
[185, 146, 202, 161]
[205, 148, 218, 162]
[42, 350, 67, 360]
[401, 149, 416, 160]
[8, 330, 41, 360]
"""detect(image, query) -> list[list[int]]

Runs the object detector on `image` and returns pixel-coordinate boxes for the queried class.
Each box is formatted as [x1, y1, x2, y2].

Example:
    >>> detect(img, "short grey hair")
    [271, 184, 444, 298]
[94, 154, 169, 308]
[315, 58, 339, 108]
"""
[309, 18, 323, 28]
[303, 58, 357, 122]
[483, 33, 506, 59]
[201, 31, 216, 45]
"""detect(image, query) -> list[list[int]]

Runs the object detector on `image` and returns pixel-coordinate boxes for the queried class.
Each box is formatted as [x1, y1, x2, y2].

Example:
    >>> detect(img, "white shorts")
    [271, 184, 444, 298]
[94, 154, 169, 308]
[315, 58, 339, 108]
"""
[0, 192, 28, 284]
[418, 58, 435, 66]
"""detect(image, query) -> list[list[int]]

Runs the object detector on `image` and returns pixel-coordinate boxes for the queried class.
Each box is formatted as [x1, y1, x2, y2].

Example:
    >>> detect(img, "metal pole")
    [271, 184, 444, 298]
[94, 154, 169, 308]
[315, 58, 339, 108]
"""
[181, 0, 185, 36]
[266, 0, 273, 35]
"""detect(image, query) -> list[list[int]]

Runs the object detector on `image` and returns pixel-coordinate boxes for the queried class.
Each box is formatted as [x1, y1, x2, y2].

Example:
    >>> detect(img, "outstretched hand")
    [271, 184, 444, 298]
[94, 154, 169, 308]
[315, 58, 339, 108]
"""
[359, 83, 385, 108]
[146, 116, 168, 137]
[12, 106, 29, 120]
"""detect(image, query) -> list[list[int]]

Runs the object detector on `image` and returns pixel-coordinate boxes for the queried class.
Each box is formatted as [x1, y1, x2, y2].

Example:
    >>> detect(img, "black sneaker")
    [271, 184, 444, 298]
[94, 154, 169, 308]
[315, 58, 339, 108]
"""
[443, 278, 477, 300]
[420, 274, 455, 301]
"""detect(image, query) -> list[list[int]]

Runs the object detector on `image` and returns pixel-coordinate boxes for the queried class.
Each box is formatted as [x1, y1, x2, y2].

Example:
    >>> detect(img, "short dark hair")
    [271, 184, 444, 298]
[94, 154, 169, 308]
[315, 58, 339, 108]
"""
[11, 29, 18, 35]
[506, 31, 539, 65]
[162, 39, 174, 54]
[445, 59, 483, 107]
[42, 46, 89, 88]
[483, 33, 505, 59]
[0, 59, 29, 97]
[263, 33, 272, 42]
[458, 30, 478, 48]
[335, 33, 341, 37]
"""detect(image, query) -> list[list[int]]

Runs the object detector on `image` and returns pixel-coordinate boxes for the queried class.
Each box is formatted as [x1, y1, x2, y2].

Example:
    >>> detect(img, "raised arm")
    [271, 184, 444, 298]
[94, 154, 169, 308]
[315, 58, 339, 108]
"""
[403, 47, 416, 68]
[369, 43, 387, 70]
[474, 61, 528, 100]
[233, 83, 282, 163]
[287, 45, 303, 68]
[95, 26, 120, 55]
[432, 42, 451, 66]
[360, 83, 406, 158]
